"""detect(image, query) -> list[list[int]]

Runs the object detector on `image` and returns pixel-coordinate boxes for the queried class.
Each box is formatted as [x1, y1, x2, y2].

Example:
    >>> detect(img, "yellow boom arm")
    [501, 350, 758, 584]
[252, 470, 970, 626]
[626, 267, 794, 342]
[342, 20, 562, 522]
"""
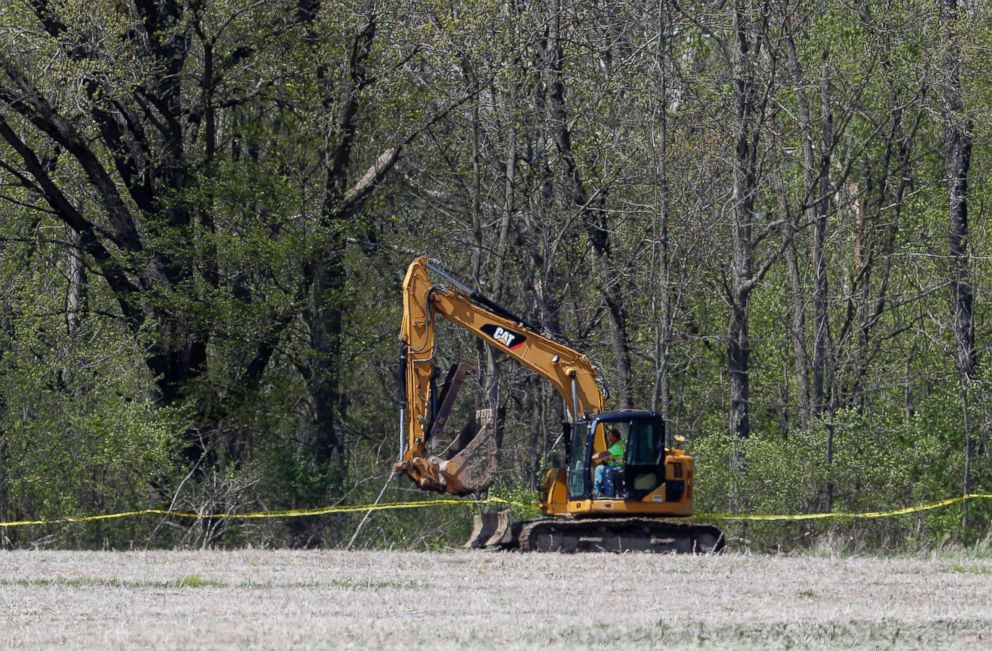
[395, 256, 605, 494]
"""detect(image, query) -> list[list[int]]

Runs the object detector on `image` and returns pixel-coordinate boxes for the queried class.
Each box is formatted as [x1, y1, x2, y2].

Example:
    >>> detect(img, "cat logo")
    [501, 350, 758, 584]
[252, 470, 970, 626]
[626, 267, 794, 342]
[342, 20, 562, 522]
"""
[481, 323, 526, 350]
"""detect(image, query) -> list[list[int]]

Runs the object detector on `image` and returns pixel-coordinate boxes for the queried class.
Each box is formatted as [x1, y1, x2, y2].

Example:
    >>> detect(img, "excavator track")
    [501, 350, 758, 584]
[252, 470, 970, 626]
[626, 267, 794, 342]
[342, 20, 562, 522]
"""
[468, 511, 724, 553]
[518, 518, 724, 553]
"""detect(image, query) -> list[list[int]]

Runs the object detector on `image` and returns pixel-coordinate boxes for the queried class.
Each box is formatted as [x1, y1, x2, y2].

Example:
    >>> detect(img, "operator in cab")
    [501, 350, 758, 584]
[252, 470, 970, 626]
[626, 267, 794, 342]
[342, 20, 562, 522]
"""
[592, 428, 625, 497]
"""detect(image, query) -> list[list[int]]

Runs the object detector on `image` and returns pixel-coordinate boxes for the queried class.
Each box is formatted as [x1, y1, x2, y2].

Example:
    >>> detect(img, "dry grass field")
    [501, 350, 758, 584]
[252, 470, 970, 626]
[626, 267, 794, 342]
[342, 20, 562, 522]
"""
[1, 549, 990, 649]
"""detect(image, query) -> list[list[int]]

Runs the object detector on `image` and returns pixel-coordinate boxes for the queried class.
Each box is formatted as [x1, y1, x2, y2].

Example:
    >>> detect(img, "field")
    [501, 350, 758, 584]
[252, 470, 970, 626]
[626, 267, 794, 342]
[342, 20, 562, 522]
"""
[1, 549, 990, 649]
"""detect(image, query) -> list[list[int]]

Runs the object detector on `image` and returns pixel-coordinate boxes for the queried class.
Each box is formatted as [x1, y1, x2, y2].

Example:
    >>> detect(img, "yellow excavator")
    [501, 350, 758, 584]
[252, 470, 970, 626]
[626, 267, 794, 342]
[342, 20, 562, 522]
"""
[394, 256, 723, 552]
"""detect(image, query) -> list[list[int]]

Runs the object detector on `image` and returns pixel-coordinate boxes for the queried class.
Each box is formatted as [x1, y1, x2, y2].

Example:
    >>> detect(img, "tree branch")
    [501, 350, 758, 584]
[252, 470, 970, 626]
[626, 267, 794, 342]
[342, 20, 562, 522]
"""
[0, 61, 144, 252]
[0, 113, 144, 329]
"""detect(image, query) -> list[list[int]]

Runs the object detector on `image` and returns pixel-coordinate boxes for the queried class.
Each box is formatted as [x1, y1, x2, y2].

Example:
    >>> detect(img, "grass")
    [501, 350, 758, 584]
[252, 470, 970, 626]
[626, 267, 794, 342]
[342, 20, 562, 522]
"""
[0, 575, 426, 590]
[0, 550, 990, 649]
[945, 562, 992, 575]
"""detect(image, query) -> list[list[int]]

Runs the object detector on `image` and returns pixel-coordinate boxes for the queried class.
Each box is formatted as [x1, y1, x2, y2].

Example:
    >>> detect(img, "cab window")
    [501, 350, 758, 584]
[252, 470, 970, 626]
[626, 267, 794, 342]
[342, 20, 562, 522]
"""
[567, 421, 591, 497]
[626, 420, 663, 465]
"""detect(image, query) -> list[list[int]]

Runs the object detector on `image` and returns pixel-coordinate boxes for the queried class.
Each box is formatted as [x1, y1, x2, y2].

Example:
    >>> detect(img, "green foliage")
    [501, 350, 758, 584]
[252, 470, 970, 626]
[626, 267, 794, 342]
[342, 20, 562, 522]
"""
[0, 289, 184, 547]
[489, 485, 542, 520]
[692, 386, 989, 552]
[0, 0, 990, 553]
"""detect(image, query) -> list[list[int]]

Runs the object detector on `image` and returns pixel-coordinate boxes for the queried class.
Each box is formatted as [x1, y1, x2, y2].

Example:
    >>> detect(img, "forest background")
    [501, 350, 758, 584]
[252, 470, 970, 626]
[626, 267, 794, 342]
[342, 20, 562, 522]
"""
[0, 0, 989, 551]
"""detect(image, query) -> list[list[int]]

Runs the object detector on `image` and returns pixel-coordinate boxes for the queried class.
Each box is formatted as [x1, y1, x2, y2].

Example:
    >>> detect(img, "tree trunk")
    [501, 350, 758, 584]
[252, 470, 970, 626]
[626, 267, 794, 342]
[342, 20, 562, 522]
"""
[727, 0, 759, 439]
[65, 228, 85, 336]
[941, 0, 976, 381]
[299, 9, 379, 539]
[774, 180, 810, 431]
[940, 0, 975, 529]
[727, 303, 751, 439]
[546, 3, 634, 408]
[652, 0, 675, 429]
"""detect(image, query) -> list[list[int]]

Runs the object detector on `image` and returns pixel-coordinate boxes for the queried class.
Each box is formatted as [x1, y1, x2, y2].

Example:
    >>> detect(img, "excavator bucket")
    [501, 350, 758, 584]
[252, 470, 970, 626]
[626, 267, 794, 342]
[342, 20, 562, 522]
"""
[436, 408, 498, 496]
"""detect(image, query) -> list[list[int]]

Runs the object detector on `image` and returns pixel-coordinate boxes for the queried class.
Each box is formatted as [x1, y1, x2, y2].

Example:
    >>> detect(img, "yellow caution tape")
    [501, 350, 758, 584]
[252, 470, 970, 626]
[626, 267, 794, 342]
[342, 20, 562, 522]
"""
[0, 497, 517, 529]
[1, 494, 989, 529]
[692, 493, 992, 522]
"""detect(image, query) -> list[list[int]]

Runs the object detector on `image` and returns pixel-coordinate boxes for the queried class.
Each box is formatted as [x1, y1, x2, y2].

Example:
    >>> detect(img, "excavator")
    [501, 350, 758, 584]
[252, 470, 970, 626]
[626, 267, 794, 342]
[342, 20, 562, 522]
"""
[394, 256, 724, 553]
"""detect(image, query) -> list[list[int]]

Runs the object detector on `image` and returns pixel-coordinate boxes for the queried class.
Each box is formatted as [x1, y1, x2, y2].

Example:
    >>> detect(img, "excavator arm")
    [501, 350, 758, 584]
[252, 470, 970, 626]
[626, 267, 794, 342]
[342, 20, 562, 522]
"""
[395, 256, 605, 494]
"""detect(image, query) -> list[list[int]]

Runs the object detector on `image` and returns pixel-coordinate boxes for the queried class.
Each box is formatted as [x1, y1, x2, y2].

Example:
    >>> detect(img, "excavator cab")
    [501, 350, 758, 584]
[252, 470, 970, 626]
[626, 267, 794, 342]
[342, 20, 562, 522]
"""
[568, 412, 666, 500]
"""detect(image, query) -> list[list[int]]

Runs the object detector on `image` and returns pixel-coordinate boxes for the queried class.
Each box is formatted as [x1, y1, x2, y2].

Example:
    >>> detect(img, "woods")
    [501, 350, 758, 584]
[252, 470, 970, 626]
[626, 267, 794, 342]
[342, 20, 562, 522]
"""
[0, 0, 990, 550]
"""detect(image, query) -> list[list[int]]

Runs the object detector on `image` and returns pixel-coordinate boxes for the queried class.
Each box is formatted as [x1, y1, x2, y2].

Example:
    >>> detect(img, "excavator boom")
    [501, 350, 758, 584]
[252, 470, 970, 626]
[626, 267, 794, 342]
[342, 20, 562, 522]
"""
[395, 256, 603, 494]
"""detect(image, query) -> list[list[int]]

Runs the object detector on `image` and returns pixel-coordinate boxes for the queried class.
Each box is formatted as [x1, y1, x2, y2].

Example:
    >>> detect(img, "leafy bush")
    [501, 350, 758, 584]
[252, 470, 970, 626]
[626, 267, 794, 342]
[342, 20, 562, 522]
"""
[691, 389, 990, 552]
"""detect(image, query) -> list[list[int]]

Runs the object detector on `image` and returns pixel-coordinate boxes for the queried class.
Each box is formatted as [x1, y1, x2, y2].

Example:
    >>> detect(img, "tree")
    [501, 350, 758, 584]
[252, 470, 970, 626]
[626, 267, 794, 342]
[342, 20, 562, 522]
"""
[724, 0, 780, 438]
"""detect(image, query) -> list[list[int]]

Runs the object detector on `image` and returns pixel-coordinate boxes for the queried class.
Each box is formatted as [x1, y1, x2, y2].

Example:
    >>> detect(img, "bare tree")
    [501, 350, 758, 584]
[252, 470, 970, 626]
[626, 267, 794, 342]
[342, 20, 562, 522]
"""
[545, 0, 636, 409]
[940, 0, 976, 381]
[939, 0, 976, 526]
[725, 0, 780, 438]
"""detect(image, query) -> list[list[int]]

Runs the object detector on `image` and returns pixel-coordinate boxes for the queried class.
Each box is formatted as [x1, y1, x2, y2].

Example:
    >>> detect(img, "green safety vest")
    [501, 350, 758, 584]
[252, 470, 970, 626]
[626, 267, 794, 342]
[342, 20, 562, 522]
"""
[607, 442, 625, 467]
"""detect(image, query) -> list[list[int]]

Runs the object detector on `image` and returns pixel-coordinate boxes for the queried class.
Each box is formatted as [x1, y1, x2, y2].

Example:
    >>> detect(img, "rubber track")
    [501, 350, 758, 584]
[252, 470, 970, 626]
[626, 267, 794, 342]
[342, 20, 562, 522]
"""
[513, 518, 725, 554]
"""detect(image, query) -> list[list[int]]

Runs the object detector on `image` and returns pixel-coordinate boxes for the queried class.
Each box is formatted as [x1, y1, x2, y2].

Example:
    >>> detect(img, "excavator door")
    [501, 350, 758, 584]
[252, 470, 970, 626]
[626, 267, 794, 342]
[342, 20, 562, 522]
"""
[618, 415, 666, 498]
